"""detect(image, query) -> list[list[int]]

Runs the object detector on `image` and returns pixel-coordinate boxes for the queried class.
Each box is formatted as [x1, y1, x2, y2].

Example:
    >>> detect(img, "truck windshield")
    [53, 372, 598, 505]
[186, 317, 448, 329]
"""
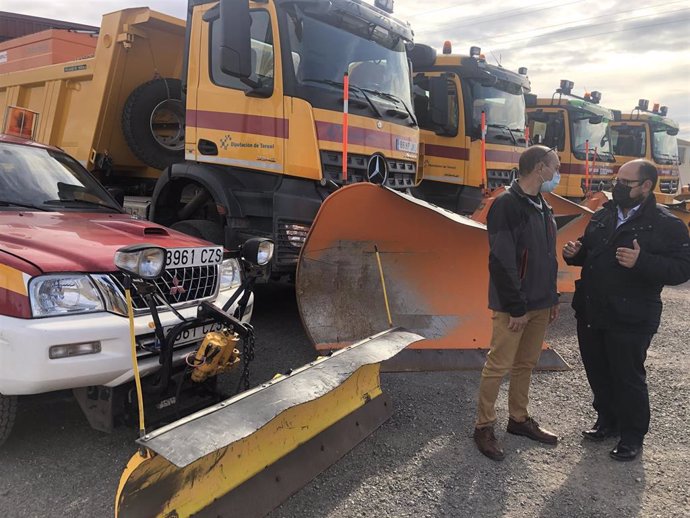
[611, 124, 646, 157]
[570, 111, 614, 161]
[650, 123, 679, 164]
[0, 143, 120, 212]
[283, 5, 412, 120]
[469, 79, 525, 132]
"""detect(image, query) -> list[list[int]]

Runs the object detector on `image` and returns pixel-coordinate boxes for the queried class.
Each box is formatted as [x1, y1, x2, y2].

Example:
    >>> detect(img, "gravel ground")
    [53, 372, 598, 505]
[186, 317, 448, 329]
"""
[271, 282, 690, 518]
[0, 282, 688, 517]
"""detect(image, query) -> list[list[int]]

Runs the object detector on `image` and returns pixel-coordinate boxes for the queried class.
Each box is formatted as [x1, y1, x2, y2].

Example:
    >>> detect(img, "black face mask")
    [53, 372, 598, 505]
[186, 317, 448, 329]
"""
[612, 182, 644, 209]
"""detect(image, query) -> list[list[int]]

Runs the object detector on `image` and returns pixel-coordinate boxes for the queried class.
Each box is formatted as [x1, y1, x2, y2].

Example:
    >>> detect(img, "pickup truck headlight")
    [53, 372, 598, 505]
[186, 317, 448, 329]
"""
[219, 258, 242, 291]
[29, 275, 105, 317]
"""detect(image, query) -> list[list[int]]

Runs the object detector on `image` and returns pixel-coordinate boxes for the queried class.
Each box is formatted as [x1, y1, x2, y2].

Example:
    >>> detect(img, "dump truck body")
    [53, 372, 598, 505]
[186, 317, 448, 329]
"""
[526, 84, 617, 199]
[610, 102, 680, 202]
[408, 45, 530, 214]
[0, 8, 186, 190]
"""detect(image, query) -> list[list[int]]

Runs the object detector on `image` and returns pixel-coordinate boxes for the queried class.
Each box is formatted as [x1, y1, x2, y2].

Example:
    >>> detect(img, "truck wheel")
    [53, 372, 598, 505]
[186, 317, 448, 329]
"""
[170, 219, 225, 245]
[0, 394, 17, 447]
[122, 78, 185, 171]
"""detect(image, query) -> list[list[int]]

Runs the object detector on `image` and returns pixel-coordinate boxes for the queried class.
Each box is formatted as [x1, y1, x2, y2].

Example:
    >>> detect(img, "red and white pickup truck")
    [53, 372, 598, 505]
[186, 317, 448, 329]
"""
[0, 134, 255, 444]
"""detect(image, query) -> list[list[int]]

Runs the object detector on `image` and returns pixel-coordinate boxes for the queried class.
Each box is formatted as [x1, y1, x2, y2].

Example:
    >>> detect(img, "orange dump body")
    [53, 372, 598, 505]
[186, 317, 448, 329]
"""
[297, 184, 568, 372]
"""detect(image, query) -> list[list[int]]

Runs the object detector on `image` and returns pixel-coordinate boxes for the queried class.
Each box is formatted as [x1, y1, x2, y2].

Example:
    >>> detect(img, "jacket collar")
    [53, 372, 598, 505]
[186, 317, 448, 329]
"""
[604, 192, 657, 217]
[508, 179, 552, 212]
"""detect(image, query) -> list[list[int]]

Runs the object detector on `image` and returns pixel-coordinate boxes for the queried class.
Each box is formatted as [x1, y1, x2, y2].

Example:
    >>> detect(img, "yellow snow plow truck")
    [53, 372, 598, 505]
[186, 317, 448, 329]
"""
[407, 42, 531, 214]
[0, 0, 424, 279]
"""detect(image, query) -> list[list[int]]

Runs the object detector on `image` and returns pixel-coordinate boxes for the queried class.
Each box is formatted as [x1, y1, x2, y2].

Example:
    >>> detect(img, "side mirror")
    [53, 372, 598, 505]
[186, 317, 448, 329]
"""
[667, 127, 679, 136]
[429, 76, 450, 130]
[241, 238, 274, 266]
[107, 187, 125, 207]
[219, 0, 252, 79]
[588, 115, 603, 124]
[528, 112, 549, 123]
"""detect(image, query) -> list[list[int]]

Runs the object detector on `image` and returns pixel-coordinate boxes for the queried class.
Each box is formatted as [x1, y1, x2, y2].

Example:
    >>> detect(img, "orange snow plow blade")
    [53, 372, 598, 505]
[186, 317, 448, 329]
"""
[472, 188, 594, 294]
[297, 184, 568, 372]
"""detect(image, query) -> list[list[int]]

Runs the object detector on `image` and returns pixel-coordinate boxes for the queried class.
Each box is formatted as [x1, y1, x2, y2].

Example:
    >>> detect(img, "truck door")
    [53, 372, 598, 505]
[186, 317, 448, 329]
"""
[188, 4, 286, 174]
[414, 73, 464, 184]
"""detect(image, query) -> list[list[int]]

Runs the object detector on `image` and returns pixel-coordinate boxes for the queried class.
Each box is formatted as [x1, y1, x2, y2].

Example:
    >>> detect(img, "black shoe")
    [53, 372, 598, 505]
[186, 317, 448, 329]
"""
[609, 441, 642, 461]
[582, 422, 618, 441]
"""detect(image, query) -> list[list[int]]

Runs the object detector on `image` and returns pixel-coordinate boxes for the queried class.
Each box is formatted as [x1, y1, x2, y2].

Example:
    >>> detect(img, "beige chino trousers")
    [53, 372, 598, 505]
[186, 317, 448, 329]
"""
[476, 308, 550, 428]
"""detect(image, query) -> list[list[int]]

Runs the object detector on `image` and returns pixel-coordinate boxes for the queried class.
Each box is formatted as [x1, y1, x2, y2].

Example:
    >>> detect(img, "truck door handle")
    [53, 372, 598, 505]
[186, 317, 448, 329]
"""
[198, 139, 218, 156]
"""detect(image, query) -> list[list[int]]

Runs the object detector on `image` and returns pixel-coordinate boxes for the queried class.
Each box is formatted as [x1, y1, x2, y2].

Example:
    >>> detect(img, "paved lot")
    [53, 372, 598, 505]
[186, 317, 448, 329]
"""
[1, 282, 688, 517]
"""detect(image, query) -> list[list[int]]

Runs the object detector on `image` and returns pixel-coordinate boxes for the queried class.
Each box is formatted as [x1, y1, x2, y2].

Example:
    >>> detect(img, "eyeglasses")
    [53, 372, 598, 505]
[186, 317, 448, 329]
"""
[536, 146, 558, 164]
[612, 177, 645, 187]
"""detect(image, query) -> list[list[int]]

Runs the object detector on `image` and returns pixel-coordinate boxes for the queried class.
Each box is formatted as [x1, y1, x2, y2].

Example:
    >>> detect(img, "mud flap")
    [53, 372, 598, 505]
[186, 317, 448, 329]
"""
[115, 328, 423, 518]
[297, 184, 568, 372]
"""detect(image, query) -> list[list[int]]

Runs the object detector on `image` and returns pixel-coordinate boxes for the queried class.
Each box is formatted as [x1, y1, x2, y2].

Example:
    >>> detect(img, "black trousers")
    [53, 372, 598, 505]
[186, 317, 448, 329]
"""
[576, 320, 653, 446]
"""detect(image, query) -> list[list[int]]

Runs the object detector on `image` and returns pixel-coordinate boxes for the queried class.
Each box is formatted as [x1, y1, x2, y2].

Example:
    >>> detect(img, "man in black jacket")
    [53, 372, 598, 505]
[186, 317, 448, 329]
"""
[474, 145, 561, 461]
[564, 159, 690, 461]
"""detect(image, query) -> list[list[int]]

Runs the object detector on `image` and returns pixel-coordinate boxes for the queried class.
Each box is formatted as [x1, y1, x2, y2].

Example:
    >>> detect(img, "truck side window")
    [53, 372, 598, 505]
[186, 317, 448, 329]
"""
[210, 10, 274, 93]
[529, 112, 565, 151]
[413, 76, 458, 135]
[611, 126, 646, 157]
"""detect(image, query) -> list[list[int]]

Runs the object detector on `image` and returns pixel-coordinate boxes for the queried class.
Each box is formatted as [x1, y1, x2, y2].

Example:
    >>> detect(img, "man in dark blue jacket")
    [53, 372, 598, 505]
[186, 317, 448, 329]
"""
[474, 145, 561, 461]
[564, 159, 690, 461]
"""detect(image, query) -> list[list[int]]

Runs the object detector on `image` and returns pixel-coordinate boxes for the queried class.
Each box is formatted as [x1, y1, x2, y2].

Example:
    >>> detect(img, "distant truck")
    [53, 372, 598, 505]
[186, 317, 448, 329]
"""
[0, 1, 423, 278]
[526, 80, 618, 199]
[0, 134, 257, 446]
[408, 42, 530, 213]
[610, 99, 681, 202]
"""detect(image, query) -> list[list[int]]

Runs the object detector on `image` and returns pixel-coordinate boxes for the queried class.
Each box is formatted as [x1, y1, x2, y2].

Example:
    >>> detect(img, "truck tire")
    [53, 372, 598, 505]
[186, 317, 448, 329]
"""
[170, 219, 225, 245]
[0, 394, 17, 447]
[122, 78, 185, 171]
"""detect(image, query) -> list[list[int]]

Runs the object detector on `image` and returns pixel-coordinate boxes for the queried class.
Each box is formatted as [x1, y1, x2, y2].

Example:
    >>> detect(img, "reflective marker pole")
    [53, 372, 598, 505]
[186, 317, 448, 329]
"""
[342, 72, 349, 183]
[584, 139, 590, 192]
[481, 111, 487, 194]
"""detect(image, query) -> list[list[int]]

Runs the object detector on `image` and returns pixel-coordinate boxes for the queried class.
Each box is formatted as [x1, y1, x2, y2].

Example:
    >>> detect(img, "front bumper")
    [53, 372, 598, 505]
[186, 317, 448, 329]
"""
[0, 290, 253, 395]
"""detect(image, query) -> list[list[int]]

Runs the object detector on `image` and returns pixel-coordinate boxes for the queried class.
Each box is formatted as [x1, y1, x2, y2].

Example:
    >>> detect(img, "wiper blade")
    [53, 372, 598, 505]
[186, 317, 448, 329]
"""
[44, 198, 119, 211]
[487, 124, 518, 145]
[359, 88, 417, 126]
[301, 78, 382, 118]
[0, 199, 49, 211]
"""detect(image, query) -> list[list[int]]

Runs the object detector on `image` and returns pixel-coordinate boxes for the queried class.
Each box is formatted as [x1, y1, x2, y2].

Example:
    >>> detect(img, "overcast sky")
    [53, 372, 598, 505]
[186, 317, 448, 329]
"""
[5, 0, 689, 138]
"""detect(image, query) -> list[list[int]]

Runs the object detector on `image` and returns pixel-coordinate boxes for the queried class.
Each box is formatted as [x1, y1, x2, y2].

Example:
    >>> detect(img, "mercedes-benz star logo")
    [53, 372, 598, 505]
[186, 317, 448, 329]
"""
[366, 153, 389, 185]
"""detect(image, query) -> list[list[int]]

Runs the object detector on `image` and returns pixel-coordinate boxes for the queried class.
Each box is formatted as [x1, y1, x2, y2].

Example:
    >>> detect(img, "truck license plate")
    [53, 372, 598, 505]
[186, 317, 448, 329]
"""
[165, 247, 223, 268]
[170, 322, 224, 346]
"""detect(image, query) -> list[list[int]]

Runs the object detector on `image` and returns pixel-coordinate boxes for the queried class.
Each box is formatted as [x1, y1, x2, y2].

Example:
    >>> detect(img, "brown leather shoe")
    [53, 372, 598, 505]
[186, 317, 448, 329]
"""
[474, 426, 505, 461]
[507, 417, 558, 445]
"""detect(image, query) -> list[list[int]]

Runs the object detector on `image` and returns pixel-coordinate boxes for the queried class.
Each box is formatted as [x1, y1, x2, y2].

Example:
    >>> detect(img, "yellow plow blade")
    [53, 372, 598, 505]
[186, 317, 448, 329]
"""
[115, 328, 423, 518]
[297, 183, 568, 372]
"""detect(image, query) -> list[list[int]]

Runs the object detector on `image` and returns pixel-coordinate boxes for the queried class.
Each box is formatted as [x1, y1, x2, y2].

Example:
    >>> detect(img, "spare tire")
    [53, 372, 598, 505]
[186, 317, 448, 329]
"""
[170, 219, 225, 245]
[122, 78, 185, 170]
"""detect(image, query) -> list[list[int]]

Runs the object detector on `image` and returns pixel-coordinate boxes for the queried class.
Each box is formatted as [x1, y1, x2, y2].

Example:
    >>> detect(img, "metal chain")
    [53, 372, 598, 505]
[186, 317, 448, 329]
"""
[237, 325, 256, 393]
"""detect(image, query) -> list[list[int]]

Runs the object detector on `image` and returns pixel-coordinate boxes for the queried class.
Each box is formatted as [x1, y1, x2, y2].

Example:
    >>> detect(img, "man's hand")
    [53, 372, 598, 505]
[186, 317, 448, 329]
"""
[616, 239, 641, 268]
[563, 240, 583, 259]
[508, 314, 529, 332]
[549, 304, 560, 324]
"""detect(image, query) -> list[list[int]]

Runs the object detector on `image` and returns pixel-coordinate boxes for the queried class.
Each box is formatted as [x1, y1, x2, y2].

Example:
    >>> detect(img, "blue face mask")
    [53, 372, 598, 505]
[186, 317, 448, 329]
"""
[540, 170, 561, 193]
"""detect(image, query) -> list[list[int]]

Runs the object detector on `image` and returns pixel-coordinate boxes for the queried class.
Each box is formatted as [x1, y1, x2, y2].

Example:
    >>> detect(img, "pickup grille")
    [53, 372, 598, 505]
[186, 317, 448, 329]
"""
[110, 265, 219, 310]
[320, 151, 417, 188]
